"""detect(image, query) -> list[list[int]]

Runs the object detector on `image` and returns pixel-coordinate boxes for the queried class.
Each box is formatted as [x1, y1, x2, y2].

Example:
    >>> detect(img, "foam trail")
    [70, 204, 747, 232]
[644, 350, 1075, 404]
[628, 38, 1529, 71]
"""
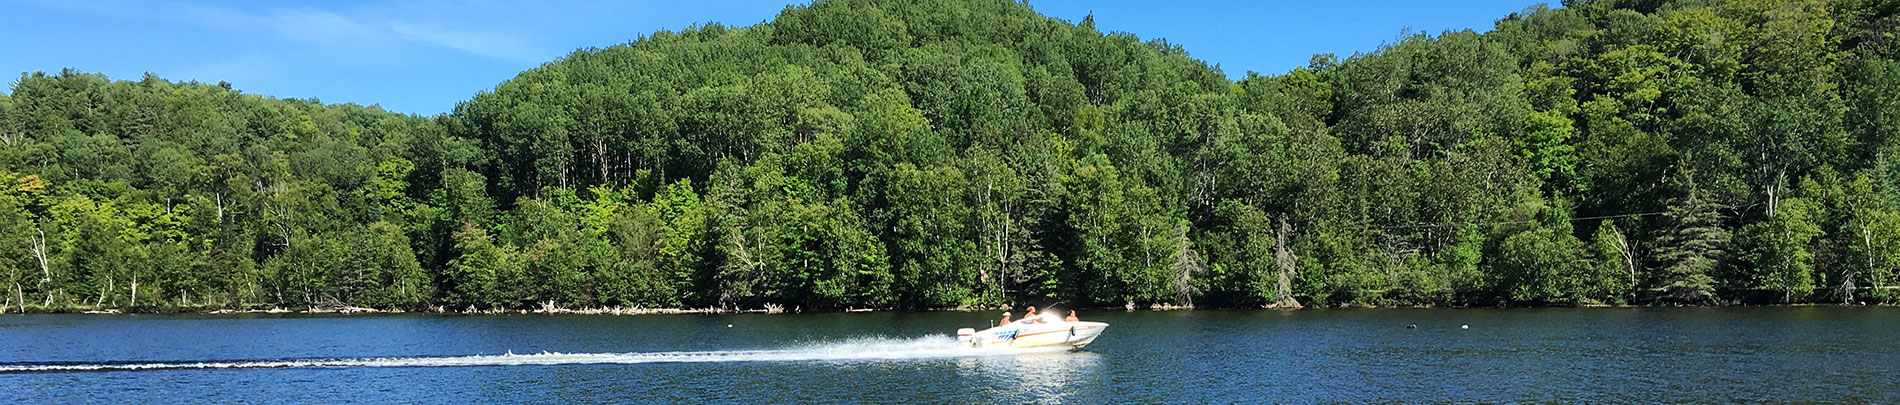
[0, 336, 1071, 373]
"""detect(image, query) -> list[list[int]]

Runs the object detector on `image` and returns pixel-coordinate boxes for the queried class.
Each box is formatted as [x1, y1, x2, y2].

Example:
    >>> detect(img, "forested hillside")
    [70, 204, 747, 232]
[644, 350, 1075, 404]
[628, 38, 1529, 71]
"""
[3, 0, 1898, 312]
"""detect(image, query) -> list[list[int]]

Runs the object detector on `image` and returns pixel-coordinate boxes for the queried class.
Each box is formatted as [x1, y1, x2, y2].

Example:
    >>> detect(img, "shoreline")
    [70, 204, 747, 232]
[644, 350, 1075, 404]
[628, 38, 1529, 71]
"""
[4, 302, 1894, 316]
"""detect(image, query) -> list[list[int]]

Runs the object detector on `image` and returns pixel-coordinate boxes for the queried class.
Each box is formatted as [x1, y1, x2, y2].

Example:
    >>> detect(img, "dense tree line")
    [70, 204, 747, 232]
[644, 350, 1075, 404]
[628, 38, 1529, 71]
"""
[2, 0, 1898, 312]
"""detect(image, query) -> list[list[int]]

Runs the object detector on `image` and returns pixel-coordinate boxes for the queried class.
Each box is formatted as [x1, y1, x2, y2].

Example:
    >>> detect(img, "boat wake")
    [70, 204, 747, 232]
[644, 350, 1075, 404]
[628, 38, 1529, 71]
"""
[0, 336, 1072, 373]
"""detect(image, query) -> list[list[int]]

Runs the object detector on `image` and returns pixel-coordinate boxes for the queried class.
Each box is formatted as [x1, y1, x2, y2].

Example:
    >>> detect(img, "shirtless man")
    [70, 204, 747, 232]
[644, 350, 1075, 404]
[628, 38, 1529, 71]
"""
[1022, 306, 1040, 323]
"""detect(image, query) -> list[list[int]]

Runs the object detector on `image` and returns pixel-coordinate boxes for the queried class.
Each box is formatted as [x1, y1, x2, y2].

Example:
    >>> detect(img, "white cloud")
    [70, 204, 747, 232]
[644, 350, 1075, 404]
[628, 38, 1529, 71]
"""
[10, 0, 549, 62]
[386, 20, 545, 63]
[128, 1, 548, 62]
[268, 9, 381, 45]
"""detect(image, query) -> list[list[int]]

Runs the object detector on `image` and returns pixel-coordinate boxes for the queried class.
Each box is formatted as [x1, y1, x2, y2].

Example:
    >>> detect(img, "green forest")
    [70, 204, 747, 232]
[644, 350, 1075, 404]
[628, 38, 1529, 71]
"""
[2, 0, 1898, 313]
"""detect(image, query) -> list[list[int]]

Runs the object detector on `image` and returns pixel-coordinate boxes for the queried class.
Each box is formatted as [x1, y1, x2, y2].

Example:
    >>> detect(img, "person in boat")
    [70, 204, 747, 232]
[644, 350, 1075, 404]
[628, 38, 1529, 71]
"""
[1022, 306, 1040, 323]
[1000, 311, 1011, 325]
[1065, 310, 1079, 322]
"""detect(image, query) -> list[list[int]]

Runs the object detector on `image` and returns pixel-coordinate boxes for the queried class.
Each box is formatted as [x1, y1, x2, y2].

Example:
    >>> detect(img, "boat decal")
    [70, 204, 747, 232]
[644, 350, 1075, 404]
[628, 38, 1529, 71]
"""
[1011, 328, 1079, 339]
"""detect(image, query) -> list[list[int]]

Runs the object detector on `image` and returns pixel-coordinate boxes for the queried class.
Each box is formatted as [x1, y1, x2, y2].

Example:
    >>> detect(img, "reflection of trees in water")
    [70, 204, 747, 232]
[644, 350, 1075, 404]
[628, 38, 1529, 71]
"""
[951, 351, 1106, 402]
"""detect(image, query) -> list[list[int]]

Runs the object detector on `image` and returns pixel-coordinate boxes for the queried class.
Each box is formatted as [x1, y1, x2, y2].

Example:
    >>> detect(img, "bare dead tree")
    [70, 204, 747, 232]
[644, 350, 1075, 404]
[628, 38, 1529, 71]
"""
[1611, 228, 1640, 302]
[721, 221, 767, 309]
[1272, 218, 1302, 309]
[30, 226, 51, 308]
[31, 227, 49, 284]
[1845, 206, 1874, 305]
[214, 191, 226, 224]
[1171, 224, 1203, 307]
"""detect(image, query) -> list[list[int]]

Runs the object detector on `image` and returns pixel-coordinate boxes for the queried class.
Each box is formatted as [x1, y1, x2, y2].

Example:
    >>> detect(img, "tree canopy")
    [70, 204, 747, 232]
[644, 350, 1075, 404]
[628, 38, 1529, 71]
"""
[3, 0, 1899, 312]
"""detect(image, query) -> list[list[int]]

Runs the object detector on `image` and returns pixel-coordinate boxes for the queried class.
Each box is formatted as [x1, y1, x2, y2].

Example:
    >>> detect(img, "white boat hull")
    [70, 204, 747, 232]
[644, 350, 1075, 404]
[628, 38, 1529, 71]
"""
[960, 320, 1108, 350]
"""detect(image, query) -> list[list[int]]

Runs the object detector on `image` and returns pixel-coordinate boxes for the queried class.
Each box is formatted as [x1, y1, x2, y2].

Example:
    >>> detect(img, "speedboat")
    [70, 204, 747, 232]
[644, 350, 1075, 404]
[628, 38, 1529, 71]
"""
[957, 313, 1108, 350]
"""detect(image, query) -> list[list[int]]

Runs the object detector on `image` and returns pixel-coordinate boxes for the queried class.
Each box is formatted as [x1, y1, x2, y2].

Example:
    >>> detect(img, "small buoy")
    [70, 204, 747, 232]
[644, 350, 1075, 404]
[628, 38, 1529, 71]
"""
[727, 324, 734, 328]
[1461, 324, 1469, 329]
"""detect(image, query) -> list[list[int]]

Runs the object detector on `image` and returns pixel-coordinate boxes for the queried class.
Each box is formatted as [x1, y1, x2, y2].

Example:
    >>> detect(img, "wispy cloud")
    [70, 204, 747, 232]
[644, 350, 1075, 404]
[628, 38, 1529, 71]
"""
[141, 1, 550, 62]
[269, 9, 381, 45]
[10, 0, 549, 62]
[386, 20, 544, 63]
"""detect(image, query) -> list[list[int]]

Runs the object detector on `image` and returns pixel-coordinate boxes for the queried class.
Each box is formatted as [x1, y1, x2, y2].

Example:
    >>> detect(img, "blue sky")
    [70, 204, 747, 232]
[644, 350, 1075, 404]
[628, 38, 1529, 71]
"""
[1, 0, 1543, 115]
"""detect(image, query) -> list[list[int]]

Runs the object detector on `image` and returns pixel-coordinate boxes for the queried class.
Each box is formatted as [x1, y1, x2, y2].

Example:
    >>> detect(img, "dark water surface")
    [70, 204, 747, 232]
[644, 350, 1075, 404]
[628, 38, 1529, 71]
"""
[3, 307, 1897, 403]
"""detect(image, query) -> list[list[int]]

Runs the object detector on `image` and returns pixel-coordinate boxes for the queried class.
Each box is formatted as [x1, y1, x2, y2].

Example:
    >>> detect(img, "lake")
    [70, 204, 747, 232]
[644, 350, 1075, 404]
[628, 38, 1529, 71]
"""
[3, 307, 1897, 403]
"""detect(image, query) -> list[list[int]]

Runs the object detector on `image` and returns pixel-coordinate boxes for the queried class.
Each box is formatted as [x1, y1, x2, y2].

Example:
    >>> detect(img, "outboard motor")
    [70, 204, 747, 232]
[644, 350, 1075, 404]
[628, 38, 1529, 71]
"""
[956, 328, 976, 345]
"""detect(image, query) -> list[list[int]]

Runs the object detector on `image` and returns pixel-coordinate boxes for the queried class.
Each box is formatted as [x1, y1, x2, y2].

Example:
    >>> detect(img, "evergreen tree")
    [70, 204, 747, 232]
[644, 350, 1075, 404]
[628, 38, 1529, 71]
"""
[1653, 170, 1729, 304]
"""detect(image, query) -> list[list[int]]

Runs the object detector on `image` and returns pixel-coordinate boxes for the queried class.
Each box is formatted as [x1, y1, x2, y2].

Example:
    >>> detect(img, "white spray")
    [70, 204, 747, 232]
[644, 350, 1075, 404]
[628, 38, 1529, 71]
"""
[0, 335, 1073, 373]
